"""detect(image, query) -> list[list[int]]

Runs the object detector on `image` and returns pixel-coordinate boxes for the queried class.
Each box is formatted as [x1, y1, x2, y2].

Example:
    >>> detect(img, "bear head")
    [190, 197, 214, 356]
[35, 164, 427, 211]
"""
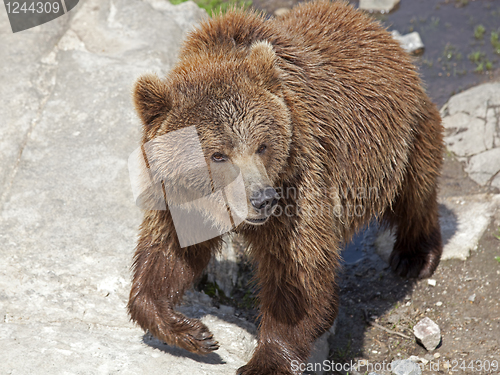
[133, 41, 292, 233]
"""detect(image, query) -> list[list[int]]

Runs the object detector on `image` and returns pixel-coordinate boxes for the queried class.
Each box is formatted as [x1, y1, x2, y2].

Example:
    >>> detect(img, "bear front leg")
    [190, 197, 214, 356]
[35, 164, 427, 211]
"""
[128, 212, 220, 354]
[238, 232, 339, 375]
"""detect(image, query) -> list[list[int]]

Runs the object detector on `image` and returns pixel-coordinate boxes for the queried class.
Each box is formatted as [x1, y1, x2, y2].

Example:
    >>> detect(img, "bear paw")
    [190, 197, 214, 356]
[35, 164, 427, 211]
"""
[389, 250, 440, 279]
[166, 318, 219, 354]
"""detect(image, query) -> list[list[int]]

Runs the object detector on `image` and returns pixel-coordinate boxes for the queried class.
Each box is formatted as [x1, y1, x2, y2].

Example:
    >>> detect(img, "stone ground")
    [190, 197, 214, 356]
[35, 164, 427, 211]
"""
[1, 1, 499, 375]
[0, 1, 257, 374]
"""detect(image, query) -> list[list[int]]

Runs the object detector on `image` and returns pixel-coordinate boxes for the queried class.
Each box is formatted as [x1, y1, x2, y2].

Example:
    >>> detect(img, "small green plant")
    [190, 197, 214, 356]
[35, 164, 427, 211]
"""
[491, 31, 500, 54]
[241, 289, 257, 309]
[442, 43, 462, 61]
[474, 24, 486, 39]
[170, 0, 251, 17]
[468, 50, 493, 72]
[494, 228, 500, 240]
[495, 256, 500, 263]
[469, 50, 484, 63]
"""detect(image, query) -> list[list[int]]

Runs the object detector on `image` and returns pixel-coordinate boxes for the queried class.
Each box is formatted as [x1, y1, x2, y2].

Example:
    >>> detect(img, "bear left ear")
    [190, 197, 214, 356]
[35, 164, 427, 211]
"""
[246, 41, 283, 96]
[133, 74, 172, 129]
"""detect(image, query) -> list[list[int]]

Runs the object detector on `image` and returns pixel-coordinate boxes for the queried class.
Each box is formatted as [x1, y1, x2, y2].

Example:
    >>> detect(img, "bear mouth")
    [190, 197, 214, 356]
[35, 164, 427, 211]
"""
[245, 217, 269, 225]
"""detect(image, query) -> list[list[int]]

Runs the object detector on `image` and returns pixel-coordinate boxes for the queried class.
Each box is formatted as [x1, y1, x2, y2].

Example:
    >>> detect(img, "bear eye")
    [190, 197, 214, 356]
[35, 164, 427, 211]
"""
[211, 152, 228, 162]
[256, 144, 267, 154]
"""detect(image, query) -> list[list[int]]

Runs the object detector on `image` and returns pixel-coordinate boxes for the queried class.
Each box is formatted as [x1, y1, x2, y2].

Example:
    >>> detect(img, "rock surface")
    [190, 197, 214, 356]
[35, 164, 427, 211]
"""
[413, 317, 441, 351]
[0, 1, 253, 374]
[441, 82, 500, 189]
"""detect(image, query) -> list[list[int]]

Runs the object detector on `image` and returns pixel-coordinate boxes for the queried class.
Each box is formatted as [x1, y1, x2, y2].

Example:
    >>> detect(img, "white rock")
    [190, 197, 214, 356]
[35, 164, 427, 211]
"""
[376, 194, 500, 262]
[466, 148, 500, 186]
[441, 82, 500, 118]
[391, 359, 422, 375]
[439, 194, 500, 260]
[427, 279, 437, 286]
[413, 317, 441, 351]
[409, 355, 428, 365]
[442, 113, 489, 157]
[441, 82, 500, 188]
[392, 31, 424, 55]
[205, 234, 239, 297]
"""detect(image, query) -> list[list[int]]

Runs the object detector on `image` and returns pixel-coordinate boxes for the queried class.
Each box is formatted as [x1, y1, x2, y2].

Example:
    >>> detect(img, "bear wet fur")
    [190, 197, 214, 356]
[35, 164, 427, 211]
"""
[128, 1, 444, 374]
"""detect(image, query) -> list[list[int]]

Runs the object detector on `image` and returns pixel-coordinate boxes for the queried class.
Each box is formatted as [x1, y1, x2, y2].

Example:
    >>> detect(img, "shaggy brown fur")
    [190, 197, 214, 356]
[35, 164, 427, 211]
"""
[128, 1, 444, 374]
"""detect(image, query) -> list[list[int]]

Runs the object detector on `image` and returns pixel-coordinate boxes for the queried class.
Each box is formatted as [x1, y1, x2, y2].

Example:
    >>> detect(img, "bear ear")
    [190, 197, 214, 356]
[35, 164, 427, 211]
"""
[133, 74, 172, 128]
[246, 41, 283, 96]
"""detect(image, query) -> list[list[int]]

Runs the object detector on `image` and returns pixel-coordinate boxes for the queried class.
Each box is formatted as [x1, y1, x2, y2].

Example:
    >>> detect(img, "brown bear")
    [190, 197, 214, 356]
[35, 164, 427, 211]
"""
[127, 1, 444, 374]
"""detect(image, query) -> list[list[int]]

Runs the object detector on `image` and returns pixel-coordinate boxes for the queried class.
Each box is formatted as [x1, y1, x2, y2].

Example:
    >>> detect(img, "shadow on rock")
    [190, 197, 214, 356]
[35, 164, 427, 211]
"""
[142, 332, 226, 364]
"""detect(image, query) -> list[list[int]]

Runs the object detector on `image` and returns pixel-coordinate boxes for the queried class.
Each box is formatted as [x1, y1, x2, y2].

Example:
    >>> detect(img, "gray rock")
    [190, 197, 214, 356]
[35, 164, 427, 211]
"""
[466, 148, 500, 186]
[359, 0, 400, 13]
[376, 194, 500, 262]
[413, 317, 441, 351]
[391, 359, 422, 375]
[439, 194, 500, 260]
[441, 82, 500, 188]
[205, 234, 239, 297]
[409, 355, 429, 365]
[392, 30, 424, 55]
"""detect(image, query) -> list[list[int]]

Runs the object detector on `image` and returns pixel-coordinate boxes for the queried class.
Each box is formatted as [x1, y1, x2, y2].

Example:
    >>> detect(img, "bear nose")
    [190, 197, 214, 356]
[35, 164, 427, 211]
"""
[250, 187, 279, 211]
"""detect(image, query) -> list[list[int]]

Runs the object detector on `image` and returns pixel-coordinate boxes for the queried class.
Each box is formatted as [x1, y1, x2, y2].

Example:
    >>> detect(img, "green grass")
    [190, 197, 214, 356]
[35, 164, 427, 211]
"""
[495, 256, 500, 263]
[169, 0, 251, 16]
[491, 31, 500, 54]
[474, 24, 486, 39]
[442, 43, 462, 61]
[494, 228, 500, 240]
[468, 50, 493, 72]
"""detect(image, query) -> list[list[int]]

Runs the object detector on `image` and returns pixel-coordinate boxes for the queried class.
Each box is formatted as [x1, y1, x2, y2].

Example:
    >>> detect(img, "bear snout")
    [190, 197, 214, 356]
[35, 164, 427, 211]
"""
[250, 186, 279, 212]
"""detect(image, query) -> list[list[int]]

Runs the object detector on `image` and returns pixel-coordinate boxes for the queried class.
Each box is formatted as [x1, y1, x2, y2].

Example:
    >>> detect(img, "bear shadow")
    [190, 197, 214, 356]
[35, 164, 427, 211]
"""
[142, 332, 226, 365]
[329, 205, 458, 371]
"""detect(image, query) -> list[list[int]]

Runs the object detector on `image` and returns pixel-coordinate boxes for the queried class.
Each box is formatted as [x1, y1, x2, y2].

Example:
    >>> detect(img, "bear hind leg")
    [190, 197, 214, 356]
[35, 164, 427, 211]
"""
[387, 186, 442, 279]
[387, 114, 444, 279]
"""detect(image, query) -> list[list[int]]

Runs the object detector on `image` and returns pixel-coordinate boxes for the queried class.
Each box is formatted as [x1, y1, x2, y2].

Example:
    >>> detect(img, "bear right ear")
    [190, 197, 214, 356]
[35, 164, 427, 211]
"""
[246, 41, 283, 96]
[133, 74, 172, 128]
